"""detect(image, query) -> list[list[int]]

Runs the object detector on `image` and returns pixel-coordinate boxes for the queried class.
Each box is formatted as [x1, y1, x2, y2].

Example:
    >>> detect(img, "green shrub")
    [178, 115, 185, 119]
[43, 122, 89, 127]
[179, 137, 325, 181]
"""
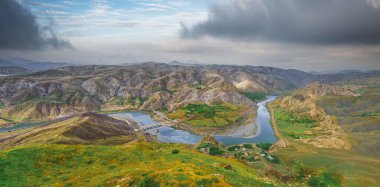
[266, 155, 280, 164]
[243, 144, 253, 149]
[256, 143, 272, 150]
[196, 177, 219, 186]
[307, 172, 341, 187]
[171, 149, 180, 154]
[193, 83, 206, 90]
[234, 152, 244, 159]
[198, 143, 227, 156]
[177, 174, 187, 181]
[115, 97, 125, 106]
[138, 176, 159, 187]
[160, 107, 169, 113]
[241, 92, 266, 102]
[183, 104, 216, 118]
[289, 134, 301, 139]
[247, 157, 258, 162]
[158, 87, 175, 94]
[127, 97, 148, 106]
[209, 146, 224, 156]
[227, 145, 240, 151]
[197, 143, 210, 150]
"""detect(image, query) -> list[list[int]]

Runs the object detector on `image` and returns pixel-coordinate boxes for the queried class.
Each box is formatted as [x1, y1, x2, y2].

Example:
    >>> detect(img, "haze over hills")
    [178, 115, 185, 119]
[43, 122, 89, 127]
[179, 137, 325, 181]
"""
[0, 58, 75, 73]
[0, 66, 32, 76]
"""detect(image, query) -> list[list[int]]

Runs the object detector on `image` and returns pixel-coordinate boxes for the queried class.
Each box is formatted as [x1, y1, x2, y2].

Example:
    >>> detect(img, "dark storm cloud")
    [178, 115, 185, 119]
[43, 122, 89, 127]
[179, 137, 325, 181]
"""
[0, 0, 70, 50]
[181, 0, 380, 44]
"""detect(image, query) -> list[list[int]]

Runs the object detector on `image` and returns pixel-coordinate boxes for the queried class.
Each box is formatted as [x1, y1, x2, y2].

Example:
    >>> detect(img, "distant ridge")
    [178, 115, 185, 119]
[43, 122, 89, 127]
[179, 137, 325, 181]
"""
[0, 66, 32, 76]
[0, 58, 75, 72]
[167, 60, 198, 66]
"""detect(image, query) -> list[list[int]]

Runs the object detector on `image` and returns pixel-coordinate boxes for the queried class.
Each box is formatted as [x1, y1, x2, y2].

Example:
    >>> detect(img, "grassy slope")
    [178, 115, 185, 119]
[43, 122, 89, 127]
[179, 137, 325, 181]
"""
[0, 142, 274, 187]
[269, 86, 380, 186]
[0, 113, 136, 148]
[318, 86, 380, 157]
[168, 103, 248, 127]
[272, 107, 317, 139]
[274, 140, 380, 187]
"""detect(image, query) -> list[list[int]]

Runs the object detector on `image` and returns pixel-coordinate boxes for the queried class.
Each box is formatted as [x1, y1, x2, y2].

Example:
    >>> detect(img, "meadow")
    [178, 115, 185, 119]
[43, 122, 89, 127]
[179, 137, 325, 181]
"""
[272, 107, 317, 139]
[0, 142, 274, 187]
[167, 103, 247, 127]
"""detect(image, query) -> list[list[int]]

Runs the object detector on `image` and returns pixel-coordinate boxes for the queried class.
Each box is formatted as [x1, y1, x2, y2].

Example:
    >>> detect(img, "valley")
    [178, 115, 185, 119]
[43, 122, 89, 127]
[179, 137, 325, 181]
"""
[0, 63, 379, 186]
[2, 0, 380, 186]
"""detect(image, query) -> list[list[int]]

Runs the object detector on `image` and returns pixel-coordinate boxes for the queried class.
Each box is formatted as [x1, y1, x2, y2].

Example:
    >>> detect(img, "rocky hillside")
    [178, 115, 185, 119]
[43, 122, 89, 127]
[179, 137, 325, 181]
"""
[271, 83, 355, 149]
[0, 63, 378, 123]
[0, 113, 136, 148]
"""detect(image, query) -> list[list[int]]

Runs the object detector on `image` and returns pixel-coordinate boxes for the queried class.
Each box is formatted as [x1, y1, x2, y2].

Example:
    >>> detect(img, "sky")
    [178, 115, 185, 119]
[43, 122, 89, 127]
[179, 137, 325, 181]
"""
[0, 0, 380, 72]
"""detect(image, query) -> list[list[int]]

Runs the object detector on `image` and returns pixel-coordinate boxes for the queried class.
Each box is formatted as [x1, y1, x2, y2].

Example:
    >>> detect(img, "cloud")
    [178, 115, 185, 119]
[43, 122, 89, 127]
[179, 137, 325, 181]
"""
[25, 0, 68, 9]
[2, 36, 379, 72]
[0, 0, 70, 50]
[181, 0, 380, 44]
[138, 3, 175, 10]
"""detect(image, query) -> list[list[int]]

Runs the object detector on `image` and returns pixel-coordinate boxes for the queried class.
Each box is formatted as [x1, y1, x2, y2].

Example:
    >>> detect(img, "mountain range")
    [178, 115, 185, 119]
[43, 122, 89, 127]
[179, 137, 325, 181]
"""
[0, 58, 75, 73]
[0, 62, 379, 123]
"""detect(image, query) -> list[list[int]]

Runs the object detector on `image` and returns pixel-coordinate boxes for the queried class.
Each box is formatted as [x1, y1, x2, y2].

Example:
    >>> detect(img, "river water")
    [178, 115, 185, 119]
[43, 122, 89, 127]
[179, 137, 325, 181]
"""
[109, 96, 278, 145]
[1, 96, 278, 146]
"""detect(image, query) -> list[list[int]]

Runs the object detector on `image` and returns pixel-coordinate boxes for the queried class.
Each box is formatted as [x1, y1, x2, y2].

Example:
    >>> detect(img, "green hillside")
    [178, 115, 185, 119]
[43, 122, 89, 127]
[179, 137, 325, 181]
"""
[0, 142, 274, 187]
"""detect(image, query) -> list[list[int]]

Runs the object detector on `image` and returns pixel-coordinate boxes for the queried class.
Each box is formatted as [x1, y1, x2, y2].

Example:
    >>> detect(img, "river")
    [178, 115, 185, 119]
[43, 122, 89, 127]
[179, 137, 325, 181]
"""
[109, 96, 278, 145]
[1, 96, 278, 146]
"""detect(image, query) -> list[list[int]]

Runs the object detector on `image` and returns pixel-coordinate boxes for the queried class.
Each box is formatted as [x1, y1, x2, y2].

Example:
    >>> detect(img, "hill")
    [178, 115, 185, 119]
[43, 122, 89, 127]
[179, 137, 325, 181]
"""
[0, 113, 136, 148]
[270, 78, 380, 156]
[267, 78, 380, 186]
[0, 142, 275, 186]
[0, 66, 31, 76]
[0, 63, 378, 126]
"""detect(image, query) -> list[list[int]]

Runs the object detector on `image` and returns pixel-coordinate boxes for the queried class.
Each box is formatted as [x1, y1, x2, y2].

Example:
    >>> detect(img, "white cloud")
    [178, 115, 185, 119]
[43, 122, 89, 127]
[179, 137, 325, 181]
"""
[367, 0, 380, 8]
[137, 3, 175, 10]
[2, 36, 379, 72]
[63, 1, 74, 5]
[5, 0, 379, 72]
[26, 0, 68, 8]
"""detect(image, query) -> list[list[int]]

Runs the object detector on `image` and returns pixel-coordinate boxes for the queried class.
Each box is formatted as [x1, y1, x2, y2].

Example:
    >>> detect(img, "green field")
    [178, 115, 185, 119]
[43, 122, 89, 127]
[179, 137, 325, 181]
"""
[0, 142, 274, 187]
[241, 92, 267, 102]
[275, 140, 380, 187]
[168, 103, 247, 127]
[273, 107, 317, 139]
[197, 142, 346, 186]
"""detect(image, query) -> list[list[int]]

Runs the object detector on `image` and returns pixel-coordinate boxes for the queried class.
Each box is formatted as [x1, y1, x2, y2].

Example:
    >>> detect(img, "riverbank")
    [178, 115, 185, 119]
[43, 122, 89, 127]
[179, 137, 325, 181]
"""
[108, 96, 278, 145]
[267, 102, 282, 140]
